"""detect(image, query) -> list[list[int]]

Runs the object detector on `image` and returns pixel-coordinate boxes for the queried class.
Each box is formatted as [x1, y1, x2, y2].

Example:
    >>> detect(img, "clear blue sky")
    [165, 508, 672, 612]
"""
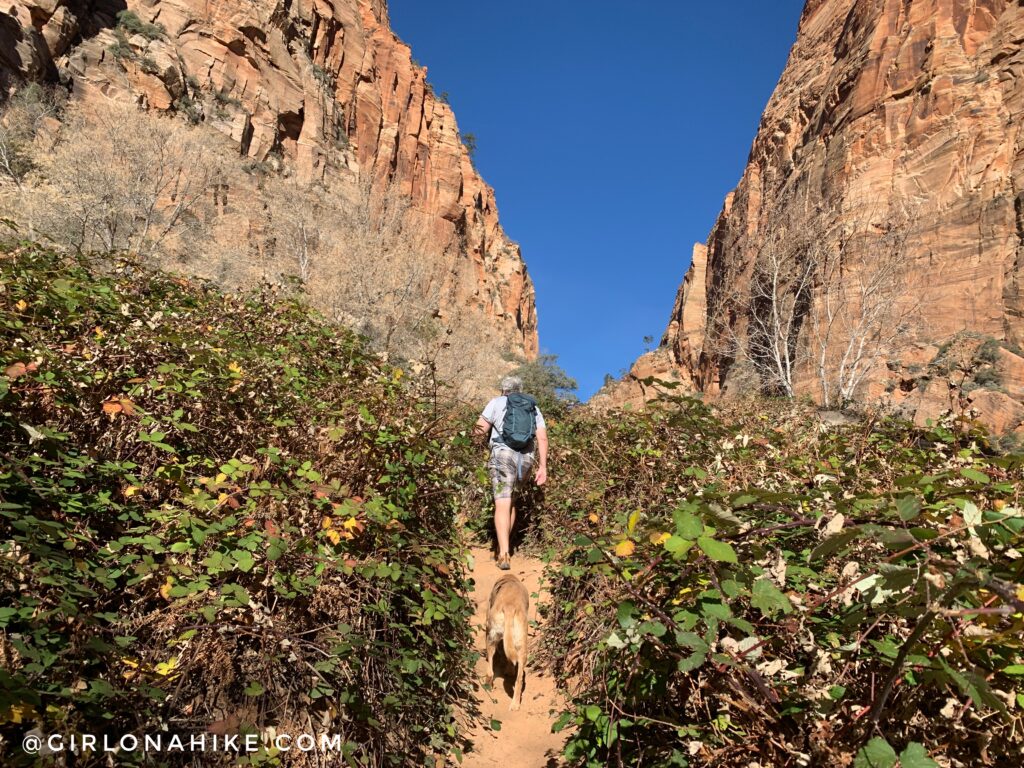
[389, 1, 806, 399]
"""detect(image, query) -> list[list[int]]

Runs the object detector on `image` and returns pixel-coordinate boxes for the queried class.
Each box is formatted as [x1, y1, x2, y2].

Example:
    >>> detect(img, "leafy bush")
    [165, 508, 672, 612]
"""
[116, 10, 166, 41]
[539, 395, 1024, 766]
[139, 56, 161, 76]
[173, 94, 202, 124]
[511, 352, 578, 417]
[107, 29, 135, 62]
[0, 244, 477, 765]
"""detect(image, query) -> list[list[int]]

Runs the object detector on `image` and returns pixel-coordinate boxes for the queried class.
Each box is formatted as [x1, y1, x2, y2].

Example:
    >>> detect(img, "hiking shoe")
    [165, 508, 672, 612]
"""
[497, 554, 511, 571]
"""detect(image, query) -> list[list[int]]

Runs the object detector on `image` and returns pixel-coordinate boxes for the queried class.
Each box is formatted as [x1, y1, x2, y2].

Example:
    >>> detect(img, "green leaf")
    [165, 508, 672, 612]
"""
[696, 535, 737, 563]
[664, 535, 692, 555]
[583, 705, 601, 721]
[489, 718, 502, 732]
[673, 509, 704, 539]
[960, 467, 990, 484]
[676, 651, 707, 673]
[616, 600, 637, 629]
[810, 526, 862, 561]
[898, 743, 938, 768]
[675, 632, 709, 654]
[854, 737, 898, 768]
[244, 681, 264, 696]
[233, 550, 255, 573]
[895, 496, 921, 521]
[750, 578, 793, 619]
[1001, 664, 1024, 676]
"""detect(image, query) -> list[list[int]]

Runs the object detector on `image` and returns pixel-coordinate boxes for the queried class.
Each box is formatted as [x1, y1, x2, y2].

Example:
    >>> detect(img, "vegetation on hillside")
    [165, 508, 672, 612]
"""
[0, 241, 480, 766]
[536, 395, 1024, 766]
[0, 86, 516, 393]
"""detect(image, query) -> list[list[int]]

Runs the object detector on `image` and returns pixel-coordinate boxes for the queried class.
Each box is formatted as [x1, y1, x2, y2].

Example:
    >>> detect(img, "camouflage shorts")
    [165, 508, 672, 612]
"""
[488, 445, 534, 500]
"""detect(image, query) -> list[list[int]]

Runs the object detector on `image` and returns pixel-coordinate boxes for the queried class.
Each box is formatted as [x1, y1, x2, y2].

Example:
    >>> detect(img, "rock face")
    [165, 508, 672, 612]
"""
[0, 0, 537, 365]
[601, 0, 1024, 432]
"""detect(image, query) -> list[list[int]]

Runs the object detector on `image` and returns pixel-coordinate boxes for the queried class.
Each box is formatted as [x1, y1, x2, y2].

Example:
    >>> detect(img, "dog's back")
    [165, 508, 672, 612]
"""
[485, 574, 530, 710]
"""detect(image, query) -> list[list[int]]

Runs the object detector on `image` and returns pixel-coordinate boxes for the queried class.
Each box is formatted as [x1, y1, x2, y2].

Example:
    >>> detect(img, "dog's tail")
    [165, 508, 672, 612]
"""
[502, 606, 527, 665]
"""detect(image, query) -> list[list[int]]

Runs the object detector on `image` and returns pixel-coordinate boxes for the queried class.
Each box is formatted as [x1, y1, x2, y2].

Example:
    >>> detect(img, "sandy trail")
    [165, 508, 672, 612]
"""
[461, 547, 566, 768]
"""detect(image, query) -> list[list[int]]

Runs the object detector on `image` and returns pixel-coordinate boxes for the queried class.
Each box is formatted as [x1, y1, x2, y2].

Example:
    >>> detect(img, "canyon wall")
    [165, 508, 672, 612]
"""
[599, 0, 1024, 434]
[1, 0, 537, 379]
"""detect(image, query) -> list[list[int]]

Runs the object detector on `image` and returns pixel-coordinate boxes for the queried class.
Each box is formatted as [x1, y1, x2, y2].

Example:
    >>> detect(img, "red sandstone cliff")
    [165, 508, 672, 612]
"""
[598, 0, 1024, 434]
[1, 0, 537, 369]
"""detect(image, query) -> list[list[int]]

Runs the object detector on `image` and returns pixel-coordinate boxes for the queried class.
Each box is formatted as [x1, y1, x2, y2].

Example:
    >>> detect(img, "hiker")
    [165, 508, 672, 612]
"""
[475, 376, 548, 570]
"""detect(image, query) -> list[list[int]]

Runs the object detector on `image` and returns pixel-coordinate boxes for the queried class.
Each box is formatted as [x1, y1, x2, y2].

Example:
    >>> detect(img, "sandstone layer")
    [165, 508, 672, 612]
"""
[599, 0, 1024, 433]
[1, 0, 537, 372]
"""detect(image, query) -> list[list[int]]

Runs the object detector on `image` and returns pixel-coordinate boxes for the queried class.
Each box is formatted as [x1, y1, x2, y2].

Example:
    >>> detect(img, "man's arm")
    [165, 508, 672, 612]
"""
[474, 416, 492, 444]
[534, 426, 548, 486]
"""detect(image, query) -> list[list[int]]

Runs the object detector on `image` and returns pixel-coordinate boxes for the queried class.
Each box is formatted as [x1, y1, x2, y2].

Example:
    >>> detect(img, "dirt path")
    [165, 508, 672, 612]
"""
[462, 547, 566, 768]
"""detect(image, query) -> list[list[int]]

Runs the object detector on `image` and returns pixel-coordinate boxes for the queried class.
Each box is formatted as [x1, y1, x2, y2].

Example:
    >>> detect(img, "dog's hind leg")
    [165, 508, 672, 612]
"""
[508, 608, 527, 711]
[510, 659, 525, 711]
[484, 622, 496, 688]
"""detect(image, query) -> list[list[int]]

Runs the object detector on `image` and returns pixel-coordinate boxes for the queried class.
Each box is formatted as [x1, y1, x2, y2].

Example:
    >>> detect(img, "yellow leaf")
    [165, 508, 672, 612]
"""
[588, 513, 600, 524]
[614, 540, 636, 558]
[159, 577, 174, 600]
[227, 361, 244, 377]
[2, 702, 37, 724]
[321, 516, 333, 529]
[325, 529, 342, 544]
[93, 326, 105, 338]
[342, 517, 361, 530]
[14, 299, 27, 311]
[627, 509, 641, 533]
[121, 657, 140, 669]
[215, 472, 227, 483]
[123, 485, 139, 497]
[1017, 585, 1024, 602]
[650, 532, 671, 545]
[154, 657, 178, 676]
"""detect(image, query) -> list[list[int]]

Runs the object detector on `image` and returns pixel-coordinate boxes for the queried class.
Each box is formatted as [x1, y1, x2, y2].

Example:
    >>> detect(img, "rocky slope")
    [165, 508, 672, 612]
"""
[599, 0, 1024, 434]
[1, 0, 537, 373]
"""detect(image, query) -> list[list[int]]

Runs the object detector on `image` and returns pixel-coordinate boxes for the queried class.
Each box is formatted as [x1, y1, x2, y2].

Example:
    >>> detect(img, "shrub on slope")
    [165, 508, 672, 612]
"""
[0, 243, 476, 766]
[541, 396, 1024, 767]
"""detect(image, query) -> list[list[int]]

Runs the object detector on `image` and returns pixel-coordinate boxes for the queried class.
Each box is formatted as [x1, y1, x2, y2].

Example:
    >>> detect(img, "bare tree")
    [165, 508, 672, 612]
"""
[746, 230, 816, 397]
[320, 180, 444, 359]
[39, 101, 221, 256]
[808, 205, 921, 407]
[0, 84, 60, 190]
[736, 198, 920, 406]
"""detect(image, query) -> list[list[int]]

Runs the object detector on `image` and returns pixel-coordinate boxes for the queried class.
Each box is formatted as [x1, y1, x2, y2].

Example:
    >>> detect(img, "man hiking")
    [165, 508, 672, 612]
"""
[475, 376, 548, 570]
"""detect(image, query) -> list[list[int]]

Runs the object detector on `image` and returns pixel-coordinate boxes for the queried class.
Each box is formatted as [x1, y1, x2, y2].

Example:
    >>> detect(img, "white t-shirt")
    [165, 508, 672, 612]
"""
[480, 395, 546, 448]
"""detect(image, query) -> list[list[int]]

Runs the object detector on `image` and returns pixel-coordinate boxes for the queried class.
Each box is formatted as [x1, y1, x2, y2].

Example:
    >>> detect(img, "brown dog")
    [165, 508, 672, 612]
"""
[484, 573, 529, 711]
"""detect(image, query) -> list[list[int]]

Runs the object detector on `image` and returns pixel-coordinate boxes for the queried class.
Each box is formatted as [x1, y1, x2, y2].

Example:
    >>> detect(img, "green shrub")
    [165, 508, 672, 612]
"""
[973, 366, 1003, 390]
[976, 337, 1003, 365]
[0, 244, 477, 764]
[510, 352, 578, 417]
[212, 88, 240, 107]
[173, 94, 202, 124]
[139, 56, 160, 75]
[107, 29, 135, 61]
[460, 132, 477, 159]
[539, 393, 1024, 766]
[115, 10, 166, 41]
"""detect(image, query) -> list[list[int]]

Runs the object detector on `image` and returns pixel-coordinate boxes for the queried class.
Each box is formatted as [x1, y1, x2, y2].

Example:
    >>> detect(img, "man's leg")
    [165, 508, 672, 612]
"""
[494, 496, 513, 558]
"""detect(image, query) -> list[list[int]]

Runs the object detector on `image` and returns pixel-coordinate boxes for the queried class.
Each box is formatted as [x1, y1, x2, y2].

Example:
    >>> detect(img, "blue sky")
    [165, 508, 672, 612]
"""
[389, 1, 806, 399]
